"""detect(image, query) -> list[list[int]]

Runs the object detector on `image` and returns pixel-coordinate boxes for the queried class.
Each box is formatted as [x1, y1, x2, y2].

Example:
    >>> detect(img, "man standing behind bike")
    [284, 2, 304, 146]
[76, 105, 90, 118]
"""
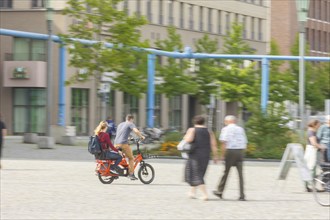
[114, 114, 145, 180]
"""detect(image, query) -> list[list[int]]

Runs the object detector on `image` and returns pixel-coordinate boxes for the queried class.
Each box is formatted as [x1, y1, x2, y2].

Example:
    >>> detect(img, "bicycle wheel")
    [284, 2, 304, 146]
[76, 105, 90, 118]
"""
[312, 171, 330, 206]
[138, 163, 155, 184]
[98, 173, 116, 184]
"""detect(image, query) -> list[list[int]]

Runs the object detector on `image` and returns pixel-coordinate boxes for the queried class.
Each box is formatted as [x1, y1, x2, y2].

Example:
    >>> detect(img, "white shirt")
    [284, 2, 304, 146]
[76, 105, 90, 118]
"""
[219, 124, 247, 149]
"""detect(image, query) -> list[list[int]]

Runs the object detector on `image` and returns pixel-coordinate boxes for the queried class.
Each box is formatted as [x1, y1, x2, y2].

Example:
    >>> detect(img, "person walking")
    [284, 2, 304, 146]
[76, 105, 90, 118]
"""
[304, 119, 325, 192]
[0, 113, 7, 169]
[317, 115, 330, 162]
[114, 114, 145, 180]
[184, 115, 218, 201]
[213, 115, 247, 201]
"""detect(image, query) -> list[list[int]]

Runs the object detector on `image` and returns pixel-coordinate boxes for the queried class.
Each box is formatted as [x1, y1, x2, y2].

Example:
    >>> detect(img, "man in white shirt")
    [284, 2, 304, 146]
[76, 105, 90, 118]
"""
[213, 115, 247, 201]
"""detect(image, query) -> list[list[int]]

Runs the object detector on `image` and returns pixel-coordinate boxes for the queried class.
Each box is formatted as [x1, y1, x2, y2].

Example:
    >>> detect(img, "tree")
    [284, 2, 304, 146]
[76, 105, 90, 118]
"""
[268, 39, 296, 103]
[62, 0, 149, 96]
[315, 62, 330, 107]
[289, 35, 329, 112]
[217, 22, 258, 106]
[154, 26, 198, 97]
[192, 34, 220, 105]
[245, 102, 293, 159]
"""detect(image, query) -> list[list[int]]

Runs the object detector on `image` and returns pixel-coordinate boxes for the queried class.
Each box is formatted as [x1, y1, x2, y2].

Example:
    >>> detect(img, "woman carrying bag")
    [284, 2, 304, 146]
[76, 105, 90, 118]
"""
[304, 119, 326, 192]
[183, 115, 218, 201]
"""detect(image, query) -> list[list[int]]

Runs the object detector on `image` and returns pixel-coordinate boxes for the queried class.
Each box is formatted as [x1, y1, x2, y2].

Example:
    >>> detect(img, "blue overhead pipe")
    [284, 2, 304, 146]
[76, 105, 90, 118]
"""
[1, 28, 329, 128]
[1, 29, 329, 61]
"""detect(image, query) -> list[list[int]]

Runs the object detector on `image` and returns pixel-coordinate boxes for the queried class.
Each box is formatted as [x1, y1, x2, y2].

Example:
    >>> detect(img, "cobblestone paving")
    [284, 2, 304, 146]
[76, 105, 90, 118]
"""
[0, 138, 329, 220]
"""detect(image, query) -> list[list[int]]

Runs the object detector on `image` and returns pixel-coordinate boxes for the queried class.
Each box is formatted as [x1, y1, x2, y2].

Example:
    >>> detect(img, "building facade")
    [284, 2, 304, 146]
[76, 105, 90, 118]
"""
[0, 0, 269, 136]
[271, 0, 330, 57]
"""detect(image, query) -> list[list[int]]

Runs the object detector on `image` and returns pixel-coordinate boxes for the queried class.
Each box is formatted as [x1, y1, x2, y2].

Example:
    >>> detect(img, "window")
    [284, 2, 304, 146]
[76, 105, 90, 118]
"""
[318, 30, 322, 51]
[159, 0, 163, 25]
[325, 0, 329, 22]
[226, 12, 230, 34]
[327, 32, 330, 53]
[218, 10, 222, 34]
[107, 90, 115, 119]
[169, 96, 182, 130]
[13, 38, 46, 61]
[146, 94, 161, 127]
[168, 0, 174, 25]
[306, 28, 310, 44]
[199, 6, 204, 31]
[13, 88, 46, 134]
[124, 93, 139, 124]
[311, 29, 315, 50]
[323, 31, 327, 52]
[313, 0, 317, 19]
[258, 18, 262, 41]
[251, 17, 255, 40]
[318, 0, 322, 20]
[147, 0, 152, 22]
[31, 0, 44, 8]
[136, 0, 141, 16]
[123, 0, 129, 15]
[0, 0, 12, 8]
[242, 16, 247, 39]
[180, 2, 184, 28]
[189, 4, 194, 30]
[208, 8, 212, 32]
[71, 89, 89, 135]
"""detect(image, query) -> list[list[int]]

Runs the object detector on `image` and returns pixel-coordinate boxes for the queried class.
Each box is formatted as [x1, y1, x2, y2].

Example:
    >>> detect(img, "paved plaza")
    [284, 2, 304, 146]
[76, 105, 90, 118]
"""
[1, 137, 329, 220]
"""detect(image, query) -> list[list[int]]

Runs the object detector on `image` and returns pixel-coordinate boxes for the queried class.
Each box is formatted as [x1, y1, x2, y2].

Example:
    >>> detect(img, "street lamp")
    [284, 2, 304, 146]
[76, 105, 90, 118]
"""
[295, 0, 310, 143]
[46, 0, 53, 136]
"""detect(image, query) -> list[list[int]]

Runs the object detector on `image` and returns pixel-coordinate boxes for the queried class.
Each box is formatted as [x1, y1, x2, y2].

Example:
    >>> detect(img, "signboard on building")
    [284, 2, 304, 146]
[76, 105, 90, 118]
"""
[12, 67, 29, 79]
[99, 83, 110, 93]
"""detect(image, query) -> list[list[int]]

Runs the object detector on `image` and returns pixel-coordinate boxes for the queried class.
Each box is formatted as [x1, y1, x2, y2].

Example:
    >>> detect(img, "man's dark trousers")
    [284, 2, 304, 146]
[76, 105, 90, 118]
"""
[217, 149, 245, 199]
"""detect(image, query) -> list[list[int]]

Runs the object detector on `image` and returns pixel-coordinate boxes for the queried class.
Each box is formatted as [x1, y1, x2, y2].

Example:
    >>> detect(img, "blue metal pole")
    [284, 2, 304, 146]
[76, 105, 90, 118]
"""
[147, 54, 156, 128]
[261, 58, 269, 113]
[58, 44, 66, 126]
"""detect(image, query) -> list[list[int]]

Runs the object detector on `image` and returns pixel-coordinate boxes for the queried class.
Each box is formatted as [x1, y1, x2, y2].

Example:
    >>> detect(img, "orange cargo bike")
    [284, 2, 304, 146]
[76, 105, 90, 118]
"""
[95, 139, 155, 184]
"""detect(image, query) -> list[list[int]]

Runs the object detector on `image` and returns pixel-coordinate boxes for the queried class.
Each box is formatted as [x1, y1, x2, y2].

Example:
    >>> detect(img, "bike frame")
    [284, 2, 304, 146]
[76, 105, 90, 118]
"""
[96, 140, 144, 177]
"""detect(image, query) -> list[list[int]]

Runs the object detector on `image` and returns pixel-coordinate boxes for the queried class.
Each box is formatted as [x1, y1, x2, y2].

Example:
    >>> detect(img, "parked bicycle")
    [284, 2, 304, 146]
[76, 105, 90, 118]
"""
[312, 162, 330, 206]
[141, 127, 165, 144]
[95, 138, 155, 184]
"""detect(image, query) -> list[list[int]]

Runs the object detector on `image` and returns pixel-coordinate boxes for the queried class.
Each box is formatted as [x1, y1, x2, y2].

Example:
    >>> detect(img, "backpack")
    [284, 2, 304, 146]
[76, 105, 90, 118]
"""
[88, 135, 102, 155]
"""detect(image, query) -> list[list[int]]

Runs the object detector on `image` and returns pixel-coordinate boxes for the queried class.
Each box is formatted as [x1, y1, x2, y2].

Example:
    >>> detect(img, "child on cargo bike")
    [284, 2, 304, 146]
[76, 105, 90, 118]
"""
[94, 121, 122, 175]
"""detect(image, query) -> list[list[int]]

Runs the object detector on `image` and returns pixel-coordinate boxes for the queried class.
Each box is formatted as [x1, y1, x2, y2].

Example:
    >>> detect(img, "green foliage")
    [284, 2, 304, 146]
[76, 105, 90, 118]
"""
[223, 22, 254, 57]
[62, 0, 149, 97]
[268, 40, 296, 103]
[192, 34, 220, 105]
[245, 102, 293, 159]
[288, 35, 329, 112]
[155, 26, 198, 98]
[218, 63, 259, 106]
[305, 62, 330, 111]
[217, 22, 259, 106]
[162, 131, 183, 142]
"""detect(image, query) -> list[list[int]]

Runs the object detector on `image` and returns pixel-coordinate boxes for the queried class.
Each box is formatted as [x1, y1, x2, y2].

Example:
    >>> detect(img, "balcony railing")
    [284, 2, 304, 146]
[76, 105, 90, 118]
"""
[5, 53, 46, 61]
